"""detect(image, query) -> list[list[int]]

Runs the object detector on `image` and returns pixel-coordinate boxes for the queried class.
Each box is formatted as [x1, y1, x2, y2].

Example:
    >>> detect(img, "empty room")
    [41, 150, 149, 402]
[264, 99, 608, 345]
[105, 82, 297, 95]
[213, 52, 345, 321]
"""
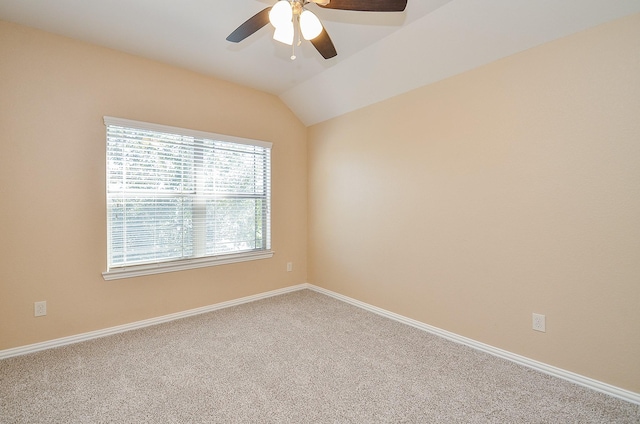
[1, 0, 639, 422]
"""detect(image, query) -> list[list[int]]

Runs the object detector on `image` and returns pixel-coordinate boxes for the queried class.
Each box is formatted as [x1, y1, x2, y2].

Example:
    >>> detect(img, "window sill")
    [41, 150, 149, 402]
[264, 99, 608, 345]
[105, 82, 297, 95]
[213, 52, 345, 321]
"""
[102, 250, 274, 281]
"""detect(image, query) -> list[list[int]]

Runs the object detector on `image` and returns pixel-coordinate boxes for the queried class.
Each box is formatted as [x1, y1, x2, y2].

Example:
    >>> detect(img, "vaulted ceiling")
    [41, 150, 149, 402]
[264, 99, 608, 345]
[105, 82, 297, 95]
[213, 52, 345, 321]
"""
[1, 0, 639, 126]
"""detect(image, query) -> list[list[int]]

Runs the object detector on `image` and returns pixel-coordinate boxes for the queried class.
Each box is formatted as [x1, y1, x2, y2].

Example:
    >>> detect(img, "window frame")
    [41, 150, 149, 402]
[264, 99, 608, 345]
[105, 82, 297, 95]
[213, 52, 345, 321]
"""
[102, 116, 273, 281]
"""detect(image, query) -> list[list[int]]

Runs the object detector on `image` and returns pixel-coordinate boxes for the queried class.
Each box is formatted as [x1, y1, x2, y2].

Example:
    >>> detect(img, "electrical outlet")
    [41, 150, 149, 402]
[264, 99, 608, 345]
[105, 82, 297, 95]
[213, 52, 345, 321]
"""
[35, 301, 47, 317]
[532, 313, 545, 332]
[286, 262, 293, 272]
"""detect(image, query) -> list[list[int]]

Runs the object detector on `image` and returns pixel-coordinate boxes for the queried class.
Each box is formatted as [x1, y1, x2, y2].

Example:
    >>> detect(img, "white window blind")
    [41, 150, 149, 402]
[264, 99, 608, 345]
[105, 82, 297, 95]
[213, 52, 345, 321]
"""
[103, 117, 272, 279]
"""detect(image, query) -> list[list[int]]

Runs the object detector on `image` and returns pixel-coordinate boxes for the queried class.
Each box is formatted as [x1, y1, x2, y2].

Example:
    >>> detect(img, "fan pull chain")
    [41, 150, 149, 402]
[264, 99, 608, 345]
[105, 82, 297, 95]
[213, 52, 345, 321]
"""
[291, 15, 301, 60]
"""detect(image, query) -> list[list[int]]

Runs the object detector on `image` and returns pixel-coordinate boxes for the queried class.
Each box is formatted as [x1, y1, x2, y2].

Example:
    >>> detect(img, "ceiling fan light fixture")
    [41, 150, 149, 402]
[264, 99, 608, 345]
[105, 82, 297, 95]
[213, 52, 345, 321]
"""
[269, 1, 293, 28]
[229, 0, 410, 60]
[273, 21, 294, 45]
[299, 10, 323, 40]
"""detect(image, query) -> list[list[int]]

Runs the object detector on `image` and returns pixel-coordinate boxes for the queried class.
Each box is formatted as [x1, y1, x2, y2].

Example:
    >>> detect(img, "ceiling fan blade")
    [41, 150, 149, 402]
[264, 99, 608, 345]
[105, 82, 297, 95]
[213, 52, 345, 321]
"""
[317, 0, 407, 12]
[310, 27, 337, 59]
[226, 7, 272, 43]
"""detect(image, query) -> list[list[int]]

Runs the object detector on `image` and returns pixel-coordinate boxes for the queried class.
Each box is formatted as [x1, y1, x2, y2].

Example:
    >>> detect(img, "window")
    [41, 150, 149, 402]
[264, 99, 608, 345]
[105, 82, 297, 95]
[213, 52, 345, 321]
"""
[103, 117, 272, 280]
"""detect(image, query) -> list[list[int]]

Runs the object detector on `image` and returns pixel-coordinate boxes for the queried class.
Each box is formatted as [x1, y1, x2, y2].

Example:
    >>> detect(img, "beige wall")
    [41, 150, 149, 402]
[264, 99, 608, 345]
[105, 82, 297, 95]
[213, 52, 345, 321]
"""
[308, 14, 640, 392]
[0, 20, 307, 350]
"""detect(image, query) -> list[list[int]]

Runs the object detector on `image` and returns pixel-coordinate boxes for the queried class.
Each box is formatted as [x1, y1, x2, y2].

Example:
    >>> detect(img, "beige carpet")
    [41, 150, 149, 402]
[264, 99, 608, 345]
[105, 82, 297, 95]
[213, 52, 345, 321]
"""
[1, 289, 638, 423]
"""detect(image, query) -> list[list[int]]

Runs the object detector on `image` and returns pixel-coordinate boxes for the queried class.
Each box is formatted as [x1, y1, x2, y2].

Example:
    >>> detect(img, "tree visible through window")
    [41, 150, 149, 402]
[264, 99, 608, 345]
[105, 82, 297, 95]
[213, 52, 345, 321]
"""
[104, 117, 271, 277]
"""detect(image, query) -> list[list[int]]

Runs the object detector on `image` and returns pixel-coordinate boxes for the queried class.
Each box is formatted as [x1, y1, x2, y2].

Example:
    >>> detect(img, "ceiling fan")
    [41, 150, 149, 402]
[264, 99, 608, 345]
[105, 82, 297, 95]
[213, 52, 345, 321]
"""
[226, 0, 408, 60]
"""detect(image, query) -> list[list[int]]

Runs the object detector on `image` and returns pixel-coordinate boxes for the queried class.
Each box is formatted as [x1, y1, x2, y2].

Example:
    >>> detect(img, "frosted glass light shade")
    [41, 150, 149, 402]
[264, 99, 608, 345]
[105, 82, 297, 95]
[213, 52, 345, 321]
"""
[269, 1, 292, 28]
[300, 10, 323, 40]
[273, 21, 294, 45]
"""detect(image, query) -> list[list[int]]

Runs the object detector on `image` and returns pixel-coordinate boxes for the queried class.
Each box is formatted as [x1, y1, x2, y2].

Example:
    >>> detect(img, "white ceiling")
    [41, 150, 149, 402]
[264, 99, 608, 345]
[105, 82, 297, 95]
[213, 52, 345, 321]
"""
[1, 0, 639, 126]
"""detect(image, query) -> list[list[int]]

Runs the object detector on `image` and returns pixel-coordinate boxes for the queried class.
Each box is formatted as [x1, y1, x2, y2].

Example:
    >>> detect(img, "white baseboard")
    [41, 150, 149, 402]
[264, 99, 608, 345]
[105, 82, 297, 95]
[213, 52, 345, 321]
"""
[0, 284, 308, 360]
[2, 282, 638, 406]
[306, 284, 640, 406]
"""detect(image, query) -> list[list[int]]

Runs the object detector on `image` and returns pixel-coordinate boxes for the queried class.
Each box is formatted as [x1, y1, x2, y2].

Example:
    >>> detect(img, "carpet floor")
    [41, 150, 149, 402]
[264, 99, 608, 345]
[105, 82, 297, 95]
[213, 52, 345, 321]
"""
[1, 289, 638, 423]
